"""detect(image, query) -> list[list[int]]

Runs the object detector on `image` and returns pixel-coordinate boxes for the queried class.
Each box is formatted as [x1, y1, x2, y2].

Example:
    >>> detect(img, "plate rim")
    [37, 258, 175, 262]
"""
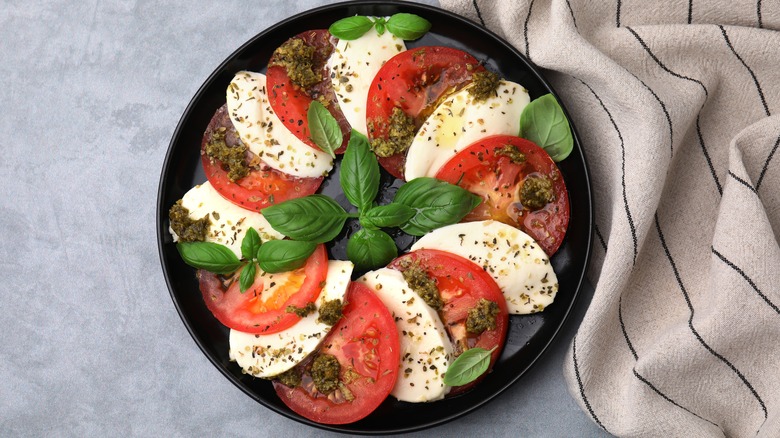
[156, 0, 593, 434]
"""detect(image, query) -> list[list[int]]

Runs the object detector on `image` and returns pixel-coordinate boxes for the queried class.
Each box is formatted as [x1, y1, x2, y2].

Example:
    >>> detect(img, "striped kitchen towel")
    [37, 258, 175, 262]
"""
[441, 0, 780, 436]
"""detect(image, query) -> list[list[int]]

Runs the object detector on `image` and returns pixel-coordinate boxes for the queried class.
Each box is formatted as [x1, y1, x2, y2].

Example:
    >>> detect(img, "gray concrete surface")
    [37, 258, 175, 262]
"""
[0, 0, 608, 436]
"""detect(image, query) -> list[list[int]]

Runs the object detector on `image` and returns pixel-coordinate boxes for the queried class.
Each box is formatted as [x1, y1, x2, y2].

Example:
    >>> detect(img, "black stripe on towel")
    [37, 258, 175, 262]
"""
[628, 27, 722, 195]
[632, 369, 721, 428]
[655, 213, 768, 420]
[616, 0, 622, 27]
[577, 78, 638, 264]
[630, 71, 674, 156]
[471, 0, 486, 26]
[696, 118, 723, 195]
[712, 247, 780, 315]
[523, 0, 536, 60]
[688, 0, 693, 24]
[573, 335, 608, 432]
[758, 0, 764, 28]
[618, 295, 638, 359]
[728, 171, 757, 194]
[756, 135, 780, 191]
[620, 296, 722, 429]
[594, 223, 608, 252]
[565, 0, 578, 29]
[720, 25, 770, 116]
[627, 27, 708, 97]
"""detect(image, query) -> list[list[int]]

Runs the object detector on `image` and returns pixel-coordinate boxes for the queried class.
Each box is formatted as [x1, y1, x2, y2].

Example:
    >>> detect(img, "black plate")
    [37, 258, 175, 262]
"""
[157, 0, 592, 434]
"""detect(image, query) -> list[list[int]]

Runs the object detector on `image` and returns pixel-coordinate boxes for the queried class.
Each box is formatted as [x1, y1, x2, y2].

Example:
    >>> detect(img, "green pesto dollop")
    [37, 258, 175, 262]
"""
[399, 260, 443, 311]
[311, 354, 341, 394]
[204, 127, 249, 182]
[466, 299, 500, 335]
[316, 299, 344, 326]
[275, 367, 302, 388]
[520, 175, 555, 210]
[495, 144, 526, 164]
[468, 70, 501, 102]
[270, 38, 321, 89]
[168, 201, 210, 242]
[285, 302, 316, 318]
[370, 107, 416, 158]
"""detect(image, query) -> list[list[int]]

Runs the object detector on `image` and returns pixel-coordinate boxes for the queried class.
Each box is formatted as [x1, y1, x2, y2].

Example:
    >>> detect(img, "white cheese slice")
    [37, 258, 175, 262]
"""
[411, 220, 558, 314]
[328, 25, 406, 136]
[228, 260, 354, 378]
[226, 71, 333, 178]
[170, 181, 284, 258]
[404, 80, 530, 180]
[359, 268, 452, 402]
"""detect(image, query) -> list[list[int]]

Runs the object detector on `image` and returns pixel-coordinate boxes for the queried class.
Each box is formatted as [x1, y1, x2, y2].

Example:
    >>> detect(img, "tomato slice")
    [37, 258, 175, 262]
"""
[435, 135, 570, 256]
[388, 249, 508, 395]
[273, 282, 400, 424]
[200, 104, 322, 212]
[266, 29, 350, 154]
[197, 244, 328, 334]
[365, 46, 484, 179]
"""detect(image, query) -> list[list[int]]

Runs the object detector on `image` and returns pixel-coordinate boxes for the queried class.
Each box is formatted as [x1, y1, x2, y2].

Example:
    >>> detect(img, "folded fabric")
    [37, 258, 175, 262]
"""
[441, 1, 780, 436]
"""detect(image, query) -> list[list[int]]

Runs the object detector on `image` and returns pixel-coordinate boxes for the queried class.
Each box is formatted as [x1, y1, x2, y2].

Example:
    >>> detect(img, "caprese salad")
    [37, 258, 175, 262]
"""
[168, 11, 573, 426]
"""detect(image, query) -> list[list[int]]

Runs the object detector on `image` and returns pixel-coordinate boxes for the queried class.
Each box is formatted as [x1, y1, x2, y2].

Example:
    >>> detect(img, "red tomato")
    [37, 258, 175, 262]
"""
[197, 245, 328, 335]
[273, 282, 400, 424]
[365, 46, 484, 179]
[266, 29, 350, 154]
[388, 249, 508, 395]
[200, 105, 322, 212]
[436, 135, 570, 256]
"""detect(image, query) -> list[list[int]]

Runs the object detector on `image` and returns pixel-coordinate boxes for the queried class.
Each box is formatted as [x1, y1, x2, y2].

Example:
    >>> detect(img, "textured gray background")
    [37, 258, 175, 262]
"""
[0, 0, 607, 436]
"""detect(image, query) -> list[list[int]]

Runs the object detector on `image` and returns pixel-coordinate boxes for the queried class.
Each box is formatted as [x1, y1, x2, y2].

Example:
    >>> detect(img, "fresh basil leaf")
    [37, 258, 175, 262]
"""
[262, 195, 348, 243]
[519, 93, 573, 162]
[340, 130, 380, 211]
[308, 101, 341, 158]
[239, 263, 256, 293]
[385, 13, 432, 40]
[257, 240, 318, 273]
[360, 203, 415, 229]
[442, 347, 496, 386]
[329, 16, 374, 40]
[240, 227, 262, 260]
[176, 242, 242, 274]
[346, 228, 398, 271]
[393, 177, 482, 236]
[375, 21, 386, 35]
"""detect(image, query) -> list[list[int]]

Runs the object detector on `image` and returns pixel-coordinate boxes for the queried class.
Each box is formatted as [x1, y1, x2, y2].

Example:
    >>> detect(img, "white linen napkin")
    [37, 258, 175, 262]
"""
[441, 1, 780, 436]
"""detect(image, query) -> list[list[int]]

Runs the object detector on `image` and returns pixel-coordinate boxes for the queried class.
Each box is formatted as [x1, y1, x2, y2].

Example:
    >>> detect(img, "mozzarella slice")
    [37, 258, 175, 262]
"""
[228, 260, 354, 378]
[359, 268, 452, 402]
[328, 24, 406, 136]
[226, 71, 333, 178]
[404, 80, 530, 180]
[411, 220, 558, 314]
[170, 181, 284, 258]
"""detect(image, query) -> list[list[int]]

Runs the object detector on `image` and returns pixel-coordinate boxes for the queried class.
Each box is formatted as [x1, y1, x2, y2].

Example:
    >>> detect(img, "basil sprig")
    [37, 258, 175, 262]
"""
[347, 228, 398, 271]
[328, 16, 374, 40]
[258, 240, 317, 273]
[329, 13, 431, 41]
[308, 101, 341, 158]
[442, 347, 497, 387]
[360, 203, 415, 230]
[176, 227, 317, 291]
[394, 177, 482, 236]
[519, 93, 573, 162]
[262, 119, 480, 270]
[262, 195, 349, 243]
[177, 242, 242, 275]
[340, 131, 379, 212]
[385, 13, 432, 40]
